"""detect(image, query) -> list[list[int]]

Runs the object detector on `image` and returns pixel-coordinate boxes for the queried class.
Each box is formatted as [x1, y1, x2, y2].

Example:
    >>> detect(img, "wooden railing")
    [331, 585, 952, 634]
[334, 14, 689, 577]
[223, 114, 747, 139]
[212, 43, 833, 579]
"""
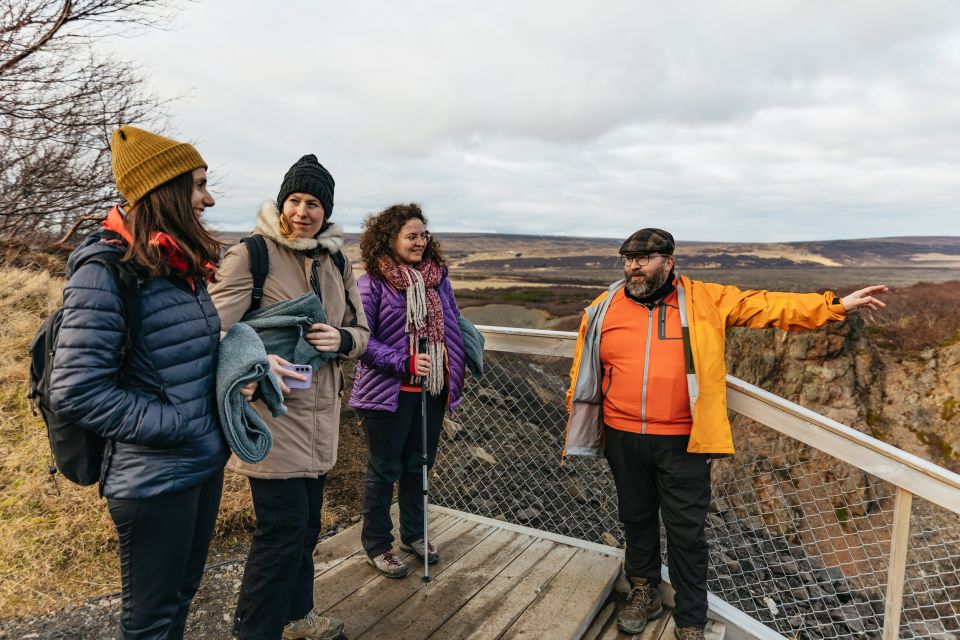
[475, 325, 960, 640]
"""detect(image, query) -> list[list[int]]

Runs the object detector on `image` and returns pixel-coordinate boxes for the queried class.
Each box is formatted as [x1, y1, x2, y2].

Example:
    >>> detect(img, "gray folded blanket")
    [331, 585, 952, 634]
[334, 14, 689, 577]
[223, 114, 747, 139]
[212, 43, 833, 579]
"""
[242, 292, 337, 369]
[217, 322, 287, 463]
[457, 314, 485, 377]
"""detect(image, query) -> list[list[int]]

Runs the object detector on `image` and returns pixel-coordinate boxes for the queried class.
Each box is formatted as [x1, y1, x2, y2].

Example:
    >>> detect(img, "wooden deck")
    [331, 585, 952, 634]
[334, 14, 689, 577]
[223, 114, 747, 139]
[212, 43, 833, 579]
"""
[311, 505, 623, 639]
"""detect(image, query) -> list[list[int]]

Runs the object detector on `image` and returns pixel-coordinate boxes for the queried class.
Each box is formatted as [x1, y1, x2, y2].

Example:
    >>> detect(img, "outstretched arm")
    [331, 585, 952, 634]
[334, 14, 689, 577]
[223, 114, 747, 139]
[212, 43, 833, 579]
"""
[841, 285, 888, 312]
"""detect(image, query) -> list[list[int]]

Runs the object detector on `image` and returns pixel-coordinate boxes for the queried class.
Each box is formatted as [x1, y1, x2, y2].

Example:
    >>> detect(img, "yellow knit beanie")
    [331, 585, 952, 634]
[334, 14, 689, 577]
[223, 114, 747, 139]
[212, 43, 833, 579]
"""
[110, 126, 207, 206]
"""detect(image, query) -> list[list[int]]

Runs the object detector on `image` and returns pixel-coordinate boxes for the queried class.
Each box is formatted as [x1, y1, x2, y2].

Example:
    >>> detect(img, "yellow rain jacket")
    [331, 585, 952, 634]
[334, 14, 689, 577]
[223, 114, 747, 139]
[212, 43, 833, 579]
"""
[564, 273, 846, 456]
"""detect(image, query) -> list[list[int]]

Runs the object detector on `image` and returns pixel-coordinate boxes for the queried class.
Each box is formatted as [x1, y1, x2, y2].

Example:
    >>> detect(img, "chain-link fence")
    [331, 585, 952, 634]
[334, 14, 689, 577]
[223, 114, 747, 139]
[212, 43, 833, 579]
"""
[431, 348, 960, 640]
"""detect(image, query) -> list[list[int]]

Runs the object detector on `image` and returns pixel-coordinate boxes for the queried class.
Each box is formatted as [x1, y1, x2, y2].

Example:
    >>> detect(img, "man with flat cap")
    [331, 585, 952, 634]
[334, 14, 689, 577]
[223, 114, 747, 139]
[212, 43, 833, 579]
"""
[564, 228, 887, 639]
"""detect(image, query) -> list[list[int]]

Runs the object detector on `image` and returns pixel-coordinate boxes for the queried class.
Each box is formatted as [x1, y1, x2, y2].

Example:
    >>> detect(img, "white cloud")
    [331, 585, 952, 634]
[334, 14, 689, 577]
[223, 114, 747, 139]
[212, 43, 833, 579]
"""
[104, 0, 960, 241]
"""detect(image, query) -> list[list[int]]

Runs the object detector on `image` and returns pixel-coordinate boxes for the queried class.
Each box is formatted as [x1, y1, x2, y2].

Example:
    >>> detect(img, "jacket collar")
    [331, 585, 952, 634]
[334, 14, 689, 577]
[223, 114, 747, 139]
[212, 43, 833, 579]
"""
[255, 200, 343, 254]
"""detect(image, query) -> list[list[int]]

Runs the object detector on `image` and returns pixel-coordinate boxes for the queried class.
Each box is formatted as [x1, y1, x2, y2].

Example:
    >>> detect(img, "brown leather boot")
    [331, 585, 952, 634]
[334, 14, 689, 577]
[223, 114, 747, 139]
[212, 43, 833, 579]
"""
[617, 577, 665, 634]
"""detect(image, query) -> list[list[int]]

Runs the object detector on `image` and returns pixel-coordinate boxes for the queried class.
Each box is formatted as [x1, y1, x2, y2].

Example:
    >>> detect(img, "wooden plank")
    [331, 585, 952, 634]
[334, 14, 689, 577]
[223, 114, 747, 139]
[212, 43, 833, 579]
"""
[324, 518, 497, 638]
[501, 548, 621, 640]
[356, 528, 535, 640]
[580, 601, 616, 640]
[431, 538, 577, 639]
[882, 488, 913, 640]
[311, 513, 461, 612]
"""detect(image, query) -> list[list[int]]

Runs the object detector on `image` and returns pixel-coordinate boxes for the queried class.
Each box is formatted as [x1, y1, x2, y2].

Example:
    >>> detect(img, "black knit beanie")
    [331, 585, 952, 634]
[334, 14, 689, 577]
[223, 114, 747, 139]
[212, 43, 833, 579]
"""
[276, 154, 335, 219]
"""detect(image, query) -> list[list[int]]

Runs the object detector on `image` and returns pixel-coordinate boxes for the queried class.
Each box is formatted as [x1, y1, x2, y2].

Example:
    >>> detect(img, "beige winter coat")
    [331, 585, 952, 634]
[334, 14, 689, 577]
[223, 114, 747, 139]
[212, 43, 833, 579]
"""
[209, 201, 369, 479]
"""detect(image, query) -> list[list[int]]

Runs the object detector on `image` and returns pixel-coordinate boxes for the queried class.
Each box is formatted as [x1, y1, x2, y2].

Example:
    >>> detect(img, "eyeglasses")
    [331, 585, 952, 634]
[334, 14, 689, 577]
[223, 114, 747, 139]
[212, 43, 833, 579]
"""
[619, 253, 663, 266]
[402, 232, 431, 243]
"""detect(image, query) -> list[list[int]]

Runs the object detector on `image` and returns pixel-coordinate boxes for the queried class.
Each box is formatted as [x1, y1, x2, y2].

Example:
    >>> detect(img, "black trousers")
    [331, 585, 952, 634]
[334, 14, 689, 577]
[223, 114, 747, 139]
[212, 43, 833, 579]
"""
[603, 427, 712, 628]
[358, 390, 445, 557]
[107, 469, 224, 640]
[233, 475, 325, 640]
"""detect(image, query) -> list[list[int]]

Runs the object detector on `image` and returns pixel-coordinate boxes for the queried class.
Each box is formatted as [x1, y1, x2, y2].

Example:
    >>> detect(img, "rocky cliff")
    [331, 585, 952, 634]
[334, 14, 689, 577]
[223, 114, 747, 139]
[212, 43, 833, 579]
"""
[726, 314, 959, 472]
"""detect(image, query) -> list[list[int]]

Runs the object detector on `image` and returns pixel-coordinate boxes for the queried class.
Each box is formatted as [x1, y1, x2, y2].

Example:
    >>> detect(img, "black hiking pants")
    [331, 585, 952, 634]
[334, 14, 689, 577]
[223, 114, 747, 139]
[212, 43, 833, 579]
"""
[604, 427, 712, 629]
[358, 390, 445, 558]
[233, 475, 325, 640]
[107, 469, 223, 640]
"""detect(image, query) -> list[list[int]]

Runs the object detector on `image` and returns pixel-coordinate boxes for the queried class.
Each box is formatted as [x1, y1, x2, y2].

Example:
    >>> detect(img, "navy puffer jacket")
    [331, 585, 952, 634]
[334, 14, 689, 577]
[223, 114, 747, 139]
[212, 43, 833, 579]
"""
[50, 234, 228, 499]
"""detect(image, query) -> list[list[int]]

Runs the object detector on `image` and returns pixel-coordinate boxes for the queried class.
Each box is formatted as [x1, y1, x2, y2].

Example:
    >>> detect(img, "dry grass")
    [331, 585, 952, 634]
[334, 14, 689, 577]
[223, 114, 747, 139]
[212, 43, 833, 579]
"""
[0, 267, 123, 616]
[0, 266, 133, 617]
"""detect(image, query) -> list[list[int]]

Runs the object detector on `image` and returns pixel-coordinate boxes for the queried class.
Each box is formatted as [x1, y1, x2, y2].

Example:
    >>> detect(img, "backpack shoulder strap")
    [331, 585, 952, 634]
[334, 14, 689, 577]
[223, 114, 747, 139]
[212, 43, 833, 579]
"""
[331, 250, 359, 327]
[241, 235, 269, 313]
[331, 249, 346, 276]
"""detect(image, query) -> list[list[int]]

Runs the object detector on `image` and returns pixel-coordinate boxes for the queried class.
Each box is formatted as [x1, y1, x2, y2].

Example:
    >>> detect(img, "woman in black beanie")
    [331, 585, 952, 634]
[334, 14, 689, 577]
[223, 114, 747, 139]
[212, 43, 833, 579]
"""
[210, 155, 369, 640]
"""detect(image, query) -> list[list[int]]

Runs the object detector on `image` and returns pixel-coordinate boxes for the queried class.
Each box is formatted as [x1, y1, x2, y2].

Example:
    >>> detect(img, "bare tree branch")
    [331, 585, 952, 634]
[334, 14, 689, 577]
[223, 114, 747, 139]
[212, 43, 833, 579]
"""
[0, 0, 71, 74]
[0, 0, 181, 247]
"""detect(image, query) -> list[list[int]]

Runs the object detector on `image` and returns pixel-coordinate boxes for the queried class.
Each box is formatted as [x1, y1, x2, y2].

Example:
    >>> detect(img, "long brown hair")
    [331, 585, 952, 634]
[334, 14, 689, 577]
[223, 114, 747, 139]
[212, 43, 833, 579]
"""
[124, 171, 221, 281]
[359, 203, 446, 280]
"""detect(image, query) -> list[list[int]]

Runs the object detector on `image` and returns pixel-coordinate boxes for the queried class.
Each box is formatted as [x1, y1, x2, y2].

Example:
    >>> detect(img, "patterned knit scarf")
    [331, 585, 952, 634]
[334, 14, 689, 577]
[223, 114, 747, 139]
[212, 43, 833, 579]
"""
[377, 256, 445, 395]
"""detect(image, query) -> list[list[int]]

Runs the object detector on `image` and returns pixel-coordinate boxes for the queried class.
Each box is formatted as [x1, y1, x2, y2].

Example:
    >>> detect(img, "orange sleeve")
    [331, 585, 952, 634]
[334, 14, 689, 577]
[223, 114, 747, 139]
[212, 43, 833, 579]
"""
[703, 282, 847, 331]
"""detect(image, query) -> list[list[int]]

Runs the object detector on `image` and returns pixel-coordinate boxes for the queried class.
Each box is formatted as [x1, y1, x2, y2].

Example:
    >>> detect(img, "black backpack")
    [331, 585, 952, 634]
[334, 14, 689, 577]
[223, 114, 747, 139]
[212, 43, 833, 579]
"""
[241, 235, 349, 313]
[28, 255, 142, 488]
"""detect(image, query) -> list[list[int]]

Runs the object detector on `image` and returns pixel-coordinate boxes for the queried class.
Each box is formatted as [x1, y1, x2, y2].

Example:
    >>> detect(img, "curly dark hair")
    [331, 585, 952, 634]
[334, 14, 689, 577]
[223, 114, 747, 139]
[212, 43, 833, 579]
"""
[360, 203, 446, 279]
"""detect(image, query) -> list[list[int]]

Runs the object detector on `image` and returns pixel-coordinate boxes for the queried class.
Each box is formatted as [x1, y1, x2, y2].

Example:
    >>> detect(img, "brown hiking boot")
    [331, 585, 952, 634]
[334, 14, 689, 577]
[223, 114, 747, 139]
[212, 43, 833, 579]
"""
[617, 577, 664, 634]
[674, 626, 706, 640]
[281, 611, 344, 640]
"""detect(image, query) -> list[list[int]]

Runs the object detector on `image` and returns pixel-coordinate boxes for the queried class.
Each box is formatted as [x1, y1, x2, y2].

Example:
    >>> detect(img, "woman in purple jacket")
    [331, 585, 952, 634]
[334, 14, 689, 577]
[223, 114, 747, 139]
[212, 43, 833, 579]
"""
[349, 203, 466, 578]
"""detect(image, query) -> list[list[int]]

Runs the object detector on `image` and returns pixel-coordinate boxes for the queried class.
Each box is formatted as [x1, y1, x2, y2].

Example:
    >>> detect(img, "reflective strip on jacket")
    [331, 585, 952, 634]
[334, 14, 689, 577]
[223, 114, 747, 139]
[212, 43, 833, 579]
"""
[564, 274, 847, 456]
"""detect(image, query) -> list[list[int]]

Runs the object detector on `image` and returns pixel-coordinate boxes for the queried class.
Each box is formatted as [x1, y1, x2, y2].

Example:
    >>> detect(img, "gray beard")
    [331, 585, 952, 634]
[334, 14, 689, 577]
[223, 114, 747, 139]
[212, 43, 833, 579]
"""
[624, 262, 670, 299]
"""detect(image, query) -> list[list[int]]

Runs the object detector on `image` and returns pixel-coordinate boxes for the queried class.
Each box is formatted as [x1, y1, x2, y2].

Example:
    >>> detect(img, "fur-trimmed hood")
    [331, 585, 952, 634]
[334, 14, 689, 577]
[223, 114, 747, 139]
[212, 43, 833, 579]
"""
[255, 200, 343, 254]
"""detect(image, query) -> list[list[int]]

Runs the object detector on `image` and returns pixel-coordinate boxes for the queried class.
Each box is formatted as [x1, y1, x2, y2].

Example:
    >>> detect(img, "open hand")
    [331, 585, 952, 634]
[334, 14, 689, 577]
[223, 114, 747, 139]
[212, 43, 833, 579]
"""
[841, 285, 889, 312]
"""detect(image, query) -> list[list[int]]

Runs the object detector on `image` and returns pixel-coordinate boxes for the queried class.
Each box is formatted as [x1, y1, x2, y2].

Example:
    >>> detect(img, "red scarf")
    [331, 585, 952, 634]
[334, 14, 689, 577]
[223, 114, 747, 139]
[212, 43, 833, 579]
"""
[103, 205, 216, 289]
[376, 255, 446, 394]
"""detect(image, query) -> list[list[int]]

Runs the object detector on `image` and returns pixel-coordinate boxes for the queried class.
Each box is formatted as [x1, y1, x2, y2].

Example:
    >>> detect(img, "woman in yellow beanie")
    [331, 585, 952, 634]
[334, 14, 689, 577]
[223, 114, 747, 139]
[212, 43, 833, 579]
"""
[49, 125, 229, 640]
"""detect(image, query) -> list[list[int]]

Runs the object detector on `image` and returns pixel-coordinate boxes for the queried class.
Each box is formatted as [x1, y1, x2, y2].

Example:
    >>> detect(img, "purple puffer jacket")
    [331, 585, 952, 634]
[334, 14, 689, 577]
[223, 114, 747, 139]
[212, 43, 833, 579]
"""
[349, 269, 466, 412]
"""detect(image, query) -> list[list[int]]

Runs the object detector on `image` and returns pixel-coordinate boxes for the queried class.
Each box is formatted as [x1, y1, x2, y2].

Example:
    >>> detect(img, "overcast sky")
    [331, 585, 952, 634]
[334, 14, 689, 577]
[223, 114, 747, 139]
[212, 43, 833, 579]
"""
[105, 0, 960, 242]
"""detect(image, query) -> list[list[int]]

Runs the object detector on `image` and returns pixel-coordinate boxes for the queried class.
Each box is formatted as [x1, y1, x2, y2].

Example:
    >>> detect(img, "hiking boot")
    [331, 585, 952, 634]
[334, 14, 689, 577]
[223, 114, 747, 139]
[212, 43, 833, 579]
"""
[367, 548, 409, 578]
[617, 577, 664, 634]
[674, 626, 706, 640]
[281, 611, 344, 640]
[399, 537, 440, 564]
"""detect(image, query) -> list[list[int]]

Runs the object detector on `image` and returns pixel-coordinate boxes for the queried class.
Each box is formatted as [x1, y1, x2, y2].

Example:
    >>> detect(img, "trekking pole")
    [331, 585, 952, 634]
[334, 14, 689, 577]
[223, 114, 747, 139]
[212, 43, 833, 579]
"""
[417, 337, 432, 584]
